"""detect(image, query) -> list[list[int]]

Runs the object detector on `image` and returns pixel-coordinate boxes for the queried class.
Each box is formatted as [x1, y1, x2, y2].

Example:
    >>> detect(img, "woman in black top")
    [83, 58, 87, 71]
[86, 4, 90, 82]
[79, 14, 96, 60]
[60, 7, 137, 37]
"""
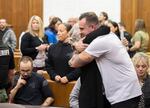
[45, 23, 80, 84]
[21, 15, 48, 72]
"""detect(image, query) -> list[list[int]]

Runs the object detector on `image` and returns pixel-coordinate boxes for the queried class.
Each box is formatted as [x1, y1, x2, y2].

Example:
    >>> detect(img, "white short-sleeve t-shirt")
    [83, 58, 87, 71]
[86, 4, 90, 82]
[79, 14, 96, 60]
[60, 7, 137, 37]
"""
[85, 33, 142, 104]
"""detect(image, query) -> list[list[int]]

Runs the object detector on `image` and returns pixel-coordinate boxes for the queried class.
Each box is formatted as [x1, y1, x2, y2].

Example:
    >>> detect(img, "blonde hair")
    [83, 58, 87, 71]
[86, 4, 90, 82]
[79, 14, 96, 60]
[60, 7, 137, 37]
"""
[27, 15, 44, 38]
[132, 52, 149, 74]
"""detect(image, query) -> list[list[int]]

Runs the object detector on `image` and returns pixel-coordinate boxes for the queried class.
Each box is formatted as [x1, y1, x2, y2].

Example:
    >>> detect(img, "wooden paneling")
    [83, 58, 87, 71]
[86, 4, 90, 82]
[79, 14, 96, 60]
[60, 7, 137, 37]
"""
[137, 0, 150, 34]
[137, 0, 150, 51]
[29, 0, 43, 19]
[0, 0, 13, 26]
[121, 0, 138, 34]
[121, 0, 150, 51]
[0, 0, 43, 49]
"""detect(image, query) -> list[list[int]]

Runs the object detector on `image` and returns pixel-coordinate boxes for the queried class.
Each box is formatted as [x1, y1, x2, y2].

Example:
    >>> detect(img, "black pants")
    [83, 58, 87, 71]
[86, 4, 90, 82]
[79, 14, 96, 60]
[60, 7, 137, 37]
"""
[111, 96, 140, 108]
[103, 94, 111, 108]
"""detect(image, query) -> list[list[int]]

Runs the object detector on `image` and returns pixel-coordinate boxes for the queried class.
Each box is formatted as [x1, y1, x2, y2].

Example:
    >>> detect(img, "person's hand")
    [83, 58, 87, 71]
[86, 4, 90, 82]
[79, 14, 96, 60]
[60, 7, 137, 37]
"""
[55, 75, 61, 82]
[46, 44, 50, 50]
[73, 39, 88, 52]
[121, 38, 128, 47]
[60, 76, 69, 84]
[36, 44, 47, 51]
[16, 76, 27, 89]
[37, 70, 44, 76]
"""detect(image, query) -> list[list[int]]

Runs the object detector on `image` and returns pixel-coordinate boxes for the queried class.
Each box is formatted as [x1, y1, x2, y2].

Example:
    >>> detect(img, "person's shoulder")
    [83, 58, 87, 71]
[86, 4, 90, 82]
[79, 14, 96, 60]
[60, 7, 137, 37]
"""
[3, 28, 15, 35]
[45, 28, 50, 33]
[100, 25, 110, 31]
[93, 33, 116, 46]
[6, 28, 14, 32]
[49, 43, 57, 50]
[144, 75, 150, 85]
[23, 32, 32, 36]
[135, 30, 145, 35]
[22, 32, 33, 39]
[97, 32, 113, 39]
[146, 75, 150, 79]
[45, 29, 54, 35]
[32, 72, 44, 80]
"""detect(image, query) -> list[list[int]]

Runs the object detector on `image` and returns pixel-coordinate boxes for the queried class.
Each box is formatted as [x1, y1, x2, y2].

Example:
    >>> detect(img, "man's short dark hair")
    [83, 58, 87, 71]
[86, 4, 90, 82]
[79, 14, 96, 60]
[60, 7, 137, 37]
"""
[79, 12, 99, 26]
[20, 56, 33, 66]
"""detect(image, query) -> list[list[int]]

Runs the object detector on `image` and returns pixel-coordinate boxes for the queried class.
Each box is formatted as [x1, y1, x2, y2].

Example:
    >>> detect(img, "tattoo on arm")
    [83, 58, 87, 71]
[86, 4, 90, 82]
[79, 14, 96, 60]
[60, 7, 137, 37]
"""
[75, 54, 88, 67]
[69, 51, 94, 68]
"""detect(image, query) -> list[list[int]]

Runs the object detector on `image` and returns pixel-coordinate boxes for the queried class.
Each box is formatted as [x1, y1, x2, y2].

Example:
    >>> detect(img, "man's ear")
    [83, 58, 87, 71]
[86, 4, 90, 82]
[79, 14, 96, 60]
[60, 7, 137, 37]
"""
[91, 24, 97, 30]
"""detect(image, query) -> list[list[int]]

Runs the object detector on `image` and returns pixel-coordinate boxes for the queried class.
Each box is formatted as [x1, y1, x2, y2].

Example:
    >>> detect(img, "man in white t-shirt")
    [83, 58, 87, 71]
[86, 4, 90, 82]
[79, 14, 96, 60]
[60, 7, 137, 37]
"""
[69, 32, 142, 108]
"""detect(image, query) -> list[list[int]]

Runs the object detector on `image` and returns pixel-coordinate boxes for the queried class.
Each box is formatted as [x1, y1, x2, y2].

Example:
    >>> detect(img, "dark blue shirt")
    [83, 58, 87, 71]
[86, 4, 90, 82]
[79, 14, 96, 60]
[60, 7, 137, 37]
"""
[13, 72, 53, 105]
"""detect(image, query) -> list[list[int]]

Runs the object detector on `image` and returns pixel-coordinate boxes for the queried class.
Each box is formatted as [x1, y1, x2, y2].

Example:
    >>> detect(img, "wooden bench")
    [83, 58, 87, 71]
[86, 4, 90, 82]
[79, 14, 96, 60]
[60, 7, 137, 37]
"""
[14, 50, 21, 71]
[42, 71, 50, 80]
[47, 80, 76, 108]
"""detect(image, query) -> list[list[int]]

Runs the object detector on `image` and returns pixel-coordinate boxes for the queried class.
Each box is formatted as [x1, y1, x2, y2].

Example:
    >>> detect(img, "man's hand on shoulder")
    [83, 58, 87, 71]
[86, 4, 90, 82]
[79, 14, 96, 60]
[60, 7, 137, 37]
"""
[73, 38, 88, 53]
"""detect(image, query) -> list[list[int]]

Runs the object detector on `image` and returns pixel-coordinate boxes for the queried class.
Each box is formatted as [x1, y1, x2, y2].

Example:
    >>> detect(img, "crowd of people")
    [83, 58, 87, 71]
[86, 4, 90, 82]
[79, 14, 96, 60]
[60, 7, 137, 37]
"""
[0, 11, 150, 108]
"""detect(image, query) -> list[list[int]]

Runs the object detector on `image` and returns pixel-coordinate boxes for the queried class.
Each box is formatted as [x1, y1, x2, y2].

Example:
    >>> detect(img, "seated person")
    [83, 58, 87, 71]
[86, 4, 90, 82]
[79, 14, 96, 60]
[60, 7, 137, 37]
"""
[9, 56, 54, 107]
[45, 23, 80, 84]
[132, 52, 150, 108]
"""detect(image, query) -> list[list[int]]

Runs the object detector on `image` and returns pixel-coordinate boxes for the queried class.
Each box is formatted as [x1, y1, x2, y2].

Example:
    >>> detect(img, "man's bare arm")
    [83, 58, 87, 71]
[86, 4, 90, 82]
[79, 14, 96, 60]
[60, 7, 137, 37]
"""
[9, 76, 26, 103]
[9, 86, 19, 103]
[69, 51, 94, 68]
[42, 97, 54, 107]
[73, 38, 88, 53]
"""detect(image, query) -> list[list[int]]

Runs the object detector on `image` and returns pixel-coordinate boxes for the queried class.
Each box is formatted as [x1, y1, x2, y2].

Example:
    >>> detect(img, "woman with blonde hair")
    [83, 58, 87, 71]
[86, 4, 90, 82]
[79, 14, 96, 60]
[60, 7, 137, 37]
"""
[21, 15, 48, 72]
[132, 52, 150, 108]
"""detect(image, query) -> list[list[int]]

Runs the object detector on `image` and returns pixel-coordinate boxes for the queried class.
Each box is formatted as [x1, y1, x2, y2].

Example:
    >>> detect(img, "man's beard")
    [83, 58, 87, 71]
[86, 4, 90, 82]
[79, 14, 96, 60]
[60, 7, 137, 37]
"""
[0, 26, 5, 30]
